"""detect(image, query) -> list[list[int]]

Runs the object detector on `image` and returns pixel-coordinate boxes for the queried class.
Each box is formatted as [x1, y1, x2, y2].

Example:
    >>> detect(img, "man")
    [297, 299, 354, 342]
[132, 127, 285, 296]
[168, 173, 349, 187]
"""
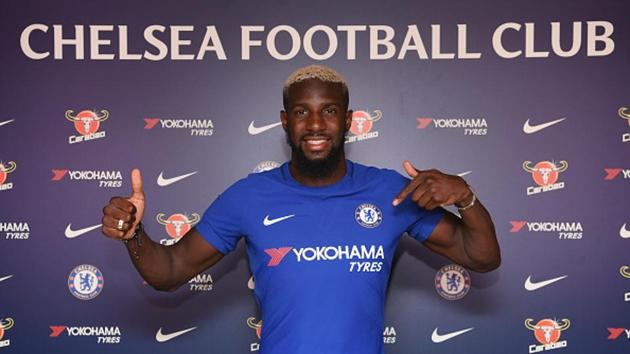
[101, 65, 500, 354]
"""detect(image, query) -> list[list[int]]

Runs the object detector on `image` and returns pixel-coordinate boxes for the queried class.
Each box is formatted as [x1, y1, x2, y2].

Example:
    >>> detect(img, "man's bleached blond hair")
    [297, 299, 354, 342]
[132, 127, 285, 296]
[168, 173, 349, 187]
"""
[283, 65, 349, 110]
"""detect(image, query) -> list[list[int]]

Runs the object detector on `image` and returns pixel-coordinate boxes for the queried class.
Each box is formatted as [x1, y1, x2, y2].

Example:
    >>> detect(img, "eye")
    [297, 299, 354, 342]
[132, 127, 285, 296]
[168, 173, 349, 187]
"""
[324, 107, 337, 115]
[293, 108, 307, 117]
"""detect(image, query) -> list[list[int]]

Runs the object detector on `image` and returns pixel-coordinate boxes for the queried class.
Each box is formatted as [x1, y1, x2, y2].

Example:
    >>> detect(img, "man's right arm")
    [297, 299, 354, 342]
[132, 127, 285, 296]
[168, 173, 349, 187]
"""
[122, 227, 223, 291]
[101, 169, 224, 291]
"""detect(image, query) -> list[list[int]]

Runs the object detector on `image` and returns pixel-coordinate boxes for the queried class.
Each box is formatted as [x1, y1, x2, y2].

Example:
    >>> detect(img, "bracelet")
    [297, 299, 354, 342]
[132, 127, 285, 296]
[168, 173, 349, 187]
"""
[457, 191, 476, 211]
[123, 222, 143, 259]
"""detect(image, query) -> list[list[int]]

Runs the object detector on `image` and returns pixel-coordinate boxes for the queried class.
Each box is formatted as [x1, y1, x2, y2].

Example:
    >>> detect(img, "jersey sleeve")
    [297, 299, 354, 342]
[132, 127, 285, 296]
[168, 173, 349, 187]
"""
[387, 170, 444, 242]
[195, 180, 246, 255]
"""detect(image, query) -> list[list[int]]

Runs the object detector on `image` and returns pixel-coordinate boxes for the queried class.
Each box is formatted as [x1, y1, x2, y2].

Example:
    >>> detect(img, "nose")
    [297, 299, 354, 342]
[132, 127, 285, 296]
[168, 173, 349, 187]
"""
[306, 112, 324, 133]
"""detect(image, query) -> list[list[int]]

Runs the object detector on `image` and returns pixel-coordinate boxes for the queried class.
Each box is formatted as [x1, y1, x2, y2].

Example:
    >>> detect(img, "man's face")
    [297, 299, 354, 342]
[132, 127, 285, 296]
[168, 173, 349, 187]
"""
[281, 79, 352, 174]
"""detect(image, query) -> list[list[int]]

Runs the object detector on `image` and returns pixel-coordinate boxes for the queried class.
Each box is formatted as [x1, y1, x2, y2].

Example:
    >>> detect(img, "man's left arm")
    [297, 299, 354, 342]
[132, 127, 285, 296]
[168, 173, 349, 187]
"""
[393, 161, 501, 273]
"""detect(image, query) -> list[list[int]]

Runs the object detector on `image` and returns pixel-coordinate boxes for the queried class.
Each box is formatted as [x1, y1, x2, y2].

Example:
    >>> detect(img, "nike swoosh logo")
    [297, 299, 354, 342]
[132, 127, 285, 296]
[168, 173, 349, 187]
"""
[620, 223, 630, 239]
[457, 171, 472, 177]
[431, 327, 474, 343]
[157, 171, 198, 187]
[0, 275, 13, 283]
[524, 275, 568, 291]
[155, 327, 197, 343]
[263, 214, 295, 226]
[65, 223, 102, 239]
[523, 117, 566, 134]
[248, 121, 282, 135]
[0, 119, 14, 127]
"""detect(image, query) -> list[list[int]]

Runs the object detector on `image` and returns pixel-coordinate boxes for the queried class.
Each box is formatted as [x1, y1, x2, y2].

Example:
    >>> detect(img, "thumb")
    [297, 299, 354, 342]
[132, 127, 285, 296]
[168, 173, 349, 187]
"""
[403, 160, 419, 178]
[130, 168, 144, 198]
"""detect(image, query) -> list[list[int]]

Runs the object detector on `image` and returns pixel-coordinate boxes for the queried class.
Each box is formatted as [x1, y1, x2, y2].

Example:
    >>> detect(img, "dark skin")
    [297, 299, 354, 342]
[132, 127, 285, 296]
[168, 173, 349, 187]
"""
[101, 78, 500, 291]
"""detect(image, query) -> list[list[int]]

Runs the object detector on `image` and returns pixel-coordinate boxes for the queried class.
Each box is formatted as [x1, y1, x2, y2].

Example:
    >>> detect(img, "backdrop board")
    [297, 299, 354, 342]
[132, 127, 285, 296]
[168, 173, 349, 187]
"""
[0, 0, 629, 353]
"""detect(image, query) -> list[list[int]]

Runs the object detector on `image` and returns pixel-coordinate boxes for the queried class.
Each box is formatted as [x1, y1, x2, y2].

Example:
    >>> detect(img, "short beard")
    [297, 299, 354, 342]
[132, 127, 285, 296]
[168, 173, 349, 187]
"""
[286, 133, 345, 180]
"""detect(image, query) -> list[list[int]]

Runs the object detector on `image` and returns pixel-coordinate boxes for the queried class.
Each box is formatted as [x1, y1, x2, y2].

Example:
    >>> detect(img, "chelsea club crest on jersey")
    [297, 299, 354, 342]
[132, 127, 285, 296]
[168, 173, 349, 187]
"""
[355, 203, 383, 228]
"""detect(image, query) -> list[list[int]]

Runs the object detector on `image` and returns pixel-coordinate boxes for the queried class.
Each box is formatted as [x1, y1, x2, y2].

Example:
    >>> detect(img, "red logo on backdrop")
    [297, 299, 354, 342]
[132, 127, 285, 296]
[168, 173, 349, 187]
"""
[607, 328, 628, 340]
[416, 118, 433, 129]
[49, 326, 67, 337]
[0, 161, 16, 185]
[619, 107, 630, 126]
[0, 317, 14, 341]
[65, 110, 109, 136]
[525, 318, 570, 345]
[156, 213, 200, 239]
[604, 168, 623, 180]
[51, 169, 69, 181]
[247, 317, 262, 339]
[510, 221, 527, 232]
[523, 161, 568, 186]
[143, 118, 160, 129]
[350, 110, 381, 135]
[264, 247, 293, 266]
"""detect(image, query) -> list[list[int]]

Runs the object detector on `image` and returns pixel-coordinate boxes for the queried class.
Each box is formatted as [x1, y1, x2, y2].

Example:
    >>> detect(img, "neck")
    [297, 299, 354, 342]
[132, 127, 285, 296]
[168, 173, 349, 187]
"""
[289, 153, 347, 187]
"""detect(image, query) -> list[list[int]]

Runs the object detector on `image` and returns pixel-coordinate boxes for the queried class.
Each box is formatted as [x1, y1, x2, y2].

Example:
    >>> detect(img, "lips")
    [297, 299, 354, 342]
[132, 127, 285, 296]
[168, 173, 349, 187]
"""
[302, 136, 331, 151]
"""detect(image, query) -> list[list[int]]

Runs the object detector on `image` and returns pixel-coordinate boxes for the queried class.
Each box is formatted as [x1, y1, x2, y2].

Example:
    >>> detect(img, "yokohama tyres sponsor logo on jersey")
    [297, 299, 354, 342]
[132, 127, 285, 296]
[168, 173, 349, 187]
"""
[49, 325, 121, 344]
[265, 244, 385, 272]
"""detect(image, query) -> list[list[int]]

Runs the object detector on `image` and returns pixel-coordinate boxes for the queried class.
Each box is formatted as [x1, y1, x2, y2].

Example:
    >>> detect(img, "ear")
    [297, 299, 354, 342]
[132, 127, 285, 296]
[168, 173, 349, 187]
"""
[345, 109, 353, 131]
[280, 110, 288, 131]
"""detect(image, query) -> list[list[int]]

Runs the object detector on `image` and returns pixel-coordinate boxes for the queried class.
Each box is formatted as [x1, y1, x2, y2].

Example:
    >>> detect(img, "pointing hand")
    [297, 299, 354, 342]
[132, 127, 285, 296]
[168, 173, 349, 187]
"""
[392, 161, 473, 210]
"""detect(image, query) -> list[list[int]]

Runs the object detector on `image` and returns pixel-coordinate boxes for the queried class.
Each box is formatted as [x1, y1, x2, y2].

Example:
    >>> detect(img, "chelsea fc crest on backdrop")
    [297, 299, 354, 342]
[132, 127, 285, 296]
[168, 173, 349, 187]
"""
[435, 264, 471, 300]
[355, 203, 382, 228]
[68, 264, 104, 300]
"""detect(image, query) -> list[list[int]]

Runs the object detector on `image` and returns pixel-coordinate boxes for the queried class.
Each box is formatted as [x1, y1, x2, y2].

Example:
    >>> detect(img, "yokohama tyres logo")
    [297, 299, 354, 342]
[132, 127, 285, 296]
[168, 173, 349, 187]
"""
[509, 221, 583, 240]
[604, 168, 630, 180]
[607, 328, 630, 340]
[263, 244, 385, 272]
[264, 247, 292, 266]
[51, 169, 123, 188]
[416, 117, 488, 135]
[143, 117, 214, 136]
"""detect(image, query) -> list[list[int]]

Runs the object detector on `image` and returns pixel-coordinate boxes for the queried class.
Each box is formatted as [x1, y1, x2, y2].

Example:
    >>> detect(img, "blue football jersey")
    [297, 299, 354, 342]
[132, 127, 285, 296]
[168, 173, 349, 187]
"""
[196, 160, 444, 354]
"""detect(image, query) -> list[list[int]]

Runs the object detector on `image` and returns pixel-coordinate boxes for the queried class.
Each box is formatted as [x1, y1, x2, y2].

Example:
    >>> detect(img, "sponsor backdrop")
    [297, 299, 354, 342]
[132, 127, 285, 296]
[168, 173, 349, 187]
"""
[1, 0, 628, 353]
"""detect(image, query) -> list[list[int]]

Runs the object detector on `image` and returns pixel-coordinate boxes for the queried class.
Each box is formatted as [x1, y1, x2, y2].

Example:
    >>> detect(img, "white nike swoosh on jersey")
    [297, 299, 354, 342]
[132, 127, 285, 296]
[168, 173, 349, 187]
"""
[155, 327, 197, 342]
[522, 117, 566, 134]
[457, 171, 472, 177]
[157, 171, 198, 187]
[0, 275, 13, 283]
[524, 275, 568, 291]
[431, 327, 474, 343]
[247, 275, 255, 290]
[263, 214, 295, 226]
[65, 223, 102, 239]
[0, 119, 14, 127]
[620, 223, 630, 239]
[248, 121, 282, 135]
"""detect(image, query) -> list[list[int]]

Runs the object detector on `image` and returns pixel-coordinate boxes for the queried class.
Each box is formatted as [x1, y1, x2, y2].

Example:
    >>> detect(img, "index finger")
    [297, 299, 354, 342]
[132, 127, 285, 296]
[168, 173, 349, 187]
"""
[392, 172, 428, 206]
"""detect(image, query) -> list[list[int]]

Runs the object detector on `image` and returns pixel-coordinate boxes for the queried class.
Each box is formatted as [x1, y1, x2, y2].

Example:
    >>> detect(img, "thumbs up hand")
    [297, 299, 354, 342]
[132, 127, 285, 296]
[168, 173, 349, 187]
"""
[101, 168, 145, 240]
[392, 161, 473, 210]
